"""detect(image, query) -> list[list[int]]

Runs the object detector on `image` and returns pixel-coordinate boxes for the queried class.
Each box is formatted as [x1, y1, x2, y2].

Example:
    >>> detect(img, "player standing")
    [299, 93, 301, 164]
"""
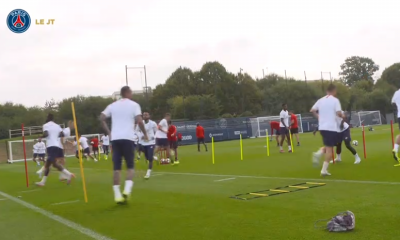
[91, 137, 99, 158]
[289, 111, 300, 146]
[100, 86, 147, 204]
[310, 84, 344, 176]
[269, 121, 281, 146]
[32, 140, 40, 166]
[155, 113, 171, 161]
[35, 114, 75, 186]
[101, 134, 110, 160]
[330, 112, 361, 164]
[279, 103, 292, 153]
[391, 88, 400, 162]
[79, 135, 98, 162]
[138, 112, 157, 179]
[196, 123, 208, 152]
[168, 121, 179, 164]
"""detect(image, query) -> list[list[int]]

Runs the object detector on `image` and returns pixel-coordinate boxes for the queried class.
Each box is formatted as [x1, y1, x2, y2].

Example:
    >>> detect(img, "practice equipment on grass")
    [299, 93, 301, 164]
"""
[21, 123, 29, 188]
[240, 134, 243, 160]
[212, 137, 215, 164]
[352, 140, 358, 146]
[249, 114, 303, 138]
[71, 102, 88, 203]
[231, 182, 326, 200]
[362, 125, 367, 159]
[7, 133, 101, 163]
[288, 129, 294, 153]
[265, 129, 270, 156]
[315, 211, 355, 232]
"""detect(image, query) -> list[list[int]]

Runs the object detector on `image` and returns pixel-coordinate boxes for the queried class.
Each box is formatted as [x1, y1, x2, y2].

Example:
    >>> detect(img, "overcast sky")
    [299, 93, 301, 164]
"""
[1, 0, 399, 107]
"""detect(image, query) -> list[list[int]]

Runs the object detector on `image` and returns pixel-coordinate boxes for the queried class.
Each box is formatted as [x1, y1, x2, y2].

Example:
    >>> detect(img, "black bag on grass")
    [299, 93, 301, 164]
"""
[315, 211, 355, 232]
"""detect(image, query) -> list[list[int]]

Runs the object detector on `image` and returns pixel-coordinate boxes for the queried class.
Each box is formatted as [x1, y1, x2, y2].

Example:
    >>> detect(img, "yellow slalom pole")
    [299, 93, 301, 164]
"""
[240, 134, 243, 160]
[289, 129, 294, 153]
[71, 102, 88, 203]
[266, 129, 270, 156]
[212, 137, 215, 164]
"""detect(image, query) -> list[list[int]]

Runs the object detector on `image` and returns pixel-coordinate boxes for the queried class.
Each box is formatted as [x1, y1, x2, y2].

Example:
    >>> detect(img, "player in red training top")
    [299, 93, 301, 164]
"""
[167, 121, 179, 164]
[289, 111, 300, 146]
[91, 137, 99, 157]
[196, 123, 208, 152]
[270, 121, 281, 146]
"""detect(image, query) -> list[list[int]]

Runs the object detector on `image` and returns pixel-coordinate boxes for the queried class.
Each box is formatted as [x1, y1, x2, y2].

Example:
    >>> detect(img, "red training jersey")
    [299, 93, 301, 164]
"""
[168, 125, 177, 141]
[291, 114, 298, 129]
[196, 126, 205, 138]
[177, 133, 182, 140]
[91, 138, 99, 147]
[270, 121, 280, 130]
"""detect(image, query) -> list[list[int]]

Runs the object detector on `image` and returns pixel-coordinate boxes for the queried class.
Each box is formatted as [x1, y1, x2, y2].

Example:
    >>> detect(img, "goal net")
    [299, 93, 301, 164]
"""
[350, 111, 382, 127]
[249, 114, 303, 138]
[8, 133, 101, 163]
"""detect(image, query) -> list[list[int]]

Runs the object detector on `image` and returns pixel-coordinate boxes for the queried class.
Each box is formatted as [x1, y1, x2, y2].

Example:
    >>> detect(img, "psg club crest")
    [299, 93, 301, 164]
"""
[6, 9, 31, 33]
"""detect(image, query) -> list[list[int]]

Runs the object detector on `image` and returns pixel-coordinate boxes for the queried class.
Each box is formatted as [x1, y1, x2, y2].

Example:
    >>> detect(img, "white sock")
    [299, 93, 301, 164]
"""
[288, 146, 292, 150]
[279, 146, 283, 150]
[113, 185, 122, 199]
[62, 169, 71, 176]
[123, 180, 134, 195]
[146, 169, 152, 175]
[355, 153, 359, 158]
[395, 144, 399, 152]
[336, 154, 341, 160]
[41, 176, 48, 183]
[38, 166, 44, 173]
[321, 161, 329, 173]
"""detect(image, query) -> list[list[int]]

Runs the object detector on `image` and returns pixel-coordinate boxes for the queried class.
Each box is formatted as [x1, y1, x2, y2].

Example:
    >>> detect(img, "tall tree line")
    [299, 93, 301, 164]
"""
[1, 57, 399, 140]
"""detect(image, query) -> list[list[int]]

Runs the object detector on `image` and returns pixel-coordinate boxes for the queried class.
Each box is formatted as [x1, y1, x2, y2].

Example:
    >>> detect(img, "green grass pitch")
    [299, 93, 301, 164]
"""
[1, 125, 399, 240]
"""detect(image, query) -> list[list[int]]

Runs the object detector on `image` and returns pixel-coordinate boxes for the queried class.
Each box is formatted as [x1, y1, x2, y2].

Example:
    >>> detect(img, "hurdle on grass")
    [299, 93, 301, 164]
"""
[22, 123, 29, 187]
[240, 134, 243, 160]
[362, 124, 367, 159]
[71, 102, 89, 203]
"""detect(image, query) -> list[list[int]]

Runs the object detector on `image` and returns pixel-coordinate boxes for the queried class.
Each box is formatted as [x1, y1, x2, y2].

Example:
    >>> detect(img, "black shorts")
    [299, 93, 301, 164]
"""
[197, 138, 205, 144]
[320, 130, 339, 147]
[279, 127, 289, 135]
[169, 140, 178, 149]
[273, 128, 280, 135]
[291, 128, 299, 134]
[103, 145, 109, 152]
[38, 153, 45, 158]
[143, 145, 155, 161]
[398, 118, 400, 129]
[92, 146, 99, 152]
[156, 138, 169, 147]
[83, 148, 90, 155]
[112, 140, 135, 170]
[46, 146, 64, 162]
[339, 128, 351, 143]
[33, 153, 38, 158]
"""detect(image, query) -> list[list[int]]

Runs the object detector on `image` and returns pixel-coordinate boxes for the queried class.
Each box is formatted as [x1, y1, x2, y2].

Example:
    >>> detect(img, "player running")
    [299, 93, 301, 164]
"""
[91, 137, 99, 158]
[79, 135, 98, 162]
[310, 84, 344, 176]
[391, 87, 400, 162]
[32, 139, 45, 166]
[101, 134, 110, 160]
[155, 113, 171, 161]
[168, 121, 179, 164]
[269, 121, 280, 146]
[196, 123, 208, 152]
[279, 103, 292, 153]
[330, 112, 361, 164]
[289, 111, 300, 146]
[137, 112, 157, 179]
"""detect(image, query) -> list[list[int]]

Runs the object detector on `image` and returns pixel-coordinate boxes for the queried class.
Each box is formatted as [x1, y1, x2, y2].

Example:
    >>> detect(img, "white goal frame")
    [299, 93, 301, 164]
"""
[250, 114, 303, 138]
[8, 133, 101, 163]
[348, 110, 382, 127]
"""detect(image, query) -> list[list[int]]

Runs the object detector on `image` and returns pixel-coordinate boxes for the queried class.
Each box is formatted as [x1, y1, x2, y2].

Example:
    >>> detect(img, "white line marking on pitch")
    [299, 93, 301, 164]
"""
[151, 174, 164, 177]
[0, 190, 114, 240]
[156, 172, 400, 185]
[0, 198, 7, 201]
[20, 189, 41, 193]
[51, 200, 79, 206]
[214, 178, 236, 182]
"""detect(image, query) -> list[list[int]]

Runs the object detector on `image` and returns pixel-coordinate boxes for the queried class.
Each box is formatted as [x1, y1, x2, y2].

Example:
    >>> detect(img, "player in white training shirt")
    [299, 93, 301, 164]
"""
[137, 112, 158, 179]
[37, 139, 46, 163]
[155, 113, 171, 161]
[279, 103, 292, 153]
[79, 135, 98, 162]
[310, 84, 344, 176]
[330, 112, 361, 164]
[100, 86, 148, 204]
[101, 134, 110, 160]
[32, 141, 40, 166]
[36, 114, 75, 186]
[391, 88, 400, 162]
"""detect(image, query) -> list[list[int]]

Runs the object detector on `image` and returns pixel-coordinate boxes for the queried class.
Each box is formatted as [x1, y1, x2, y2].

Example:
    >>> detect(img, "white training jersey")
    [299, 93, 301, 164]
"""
[36, 142, 46, 154]
[33, 142, 39, 153]
[155, 118, 168, 138]
[392, 89, 400, 118]
[43, 121, 63, 148]
[133, 125, 139, 142]
[79, 136, 89, 149]
[58, 127, 71, 149]
[311, 95, 342, 132]
[279, 110, 290, 128]
[337, 114, 350, 133]
[101, 99, 142, 141]
[101, 135, 110, 145]
[139, 120, 158, 146]
[73, 141, 81, 150]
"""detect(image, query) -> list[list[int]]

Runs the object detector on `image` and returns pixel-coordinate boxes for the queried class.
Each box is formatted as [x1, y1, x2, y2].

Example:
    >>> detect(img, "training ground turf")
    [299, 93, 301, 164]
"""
[0, 125, 399, 240]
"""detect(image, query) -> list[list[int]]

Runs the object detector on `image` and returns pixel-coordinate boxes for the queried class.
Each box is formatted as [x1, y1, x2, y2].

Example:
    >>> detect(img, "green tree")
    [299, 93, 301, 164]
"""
[380, 63, 400, 88]
[339, 56, 379, 86]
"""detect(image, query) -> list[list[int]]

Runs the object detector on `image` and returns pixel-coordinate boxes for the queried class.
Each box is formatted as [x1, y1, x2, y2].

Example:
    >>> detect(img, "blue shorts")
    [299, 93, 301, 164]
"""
[156, 138, 169, 147]
[38, 153, 45, 158]
[279, 127, 289, 135]
[143, 145, 155, 161]
[103, 145, 109, 152]
[339, 128, 351, 143]
[83, 148, 90, 155]
[112, 140, 134, 170]
[33, 153, 38, 158]
[320, 130, 339, 147]
[46, 147, 64, 162]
